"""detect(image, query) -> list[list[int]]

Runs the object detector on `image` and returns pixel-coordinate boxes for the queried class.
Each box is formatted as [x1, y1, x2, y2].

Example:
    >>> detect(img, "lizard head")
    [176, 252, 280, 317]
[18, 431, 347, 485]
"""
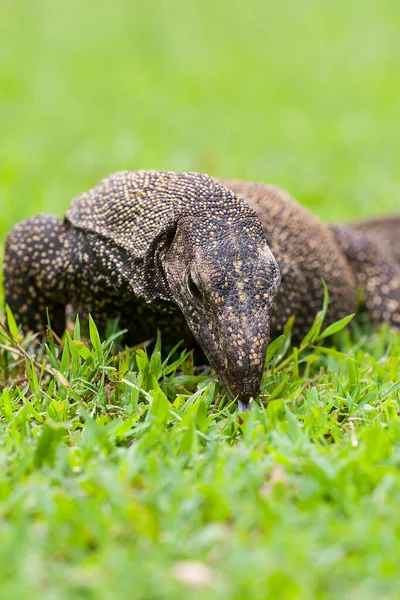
[164, 214, 281, 409]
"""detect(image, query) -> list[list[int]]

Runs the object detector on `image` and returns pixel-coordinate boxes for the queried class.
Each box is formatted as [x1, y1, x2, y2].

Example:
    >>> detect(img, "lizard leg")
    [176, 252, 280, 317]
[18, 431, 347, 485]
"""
[329, 224, 400, 330]
[3, 214, 70, 336]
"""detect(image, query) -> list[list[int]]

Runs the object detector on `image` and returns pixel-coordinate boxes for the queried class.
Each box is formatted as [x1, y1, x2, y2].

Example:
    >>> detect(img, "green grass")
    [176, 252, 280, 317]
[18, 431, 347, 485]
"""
[1, 0, 400, 598]
[1, 307, 400, 599]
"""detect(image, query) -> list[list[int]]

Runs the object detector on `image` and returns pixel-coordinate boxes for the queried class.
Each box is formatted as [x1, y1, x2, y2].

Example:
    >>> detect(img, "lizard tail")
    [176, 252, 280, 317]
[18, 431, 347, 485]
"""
[328, 216, 400, 329]
[347, 214, 400, 265]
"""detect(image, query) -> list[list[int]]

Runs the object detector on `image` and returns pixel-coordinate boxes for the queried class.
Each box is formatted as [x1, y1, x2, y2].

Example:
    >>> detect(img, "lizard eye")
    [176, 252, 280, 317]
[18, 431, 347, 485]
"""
[187, 272, 202, 299]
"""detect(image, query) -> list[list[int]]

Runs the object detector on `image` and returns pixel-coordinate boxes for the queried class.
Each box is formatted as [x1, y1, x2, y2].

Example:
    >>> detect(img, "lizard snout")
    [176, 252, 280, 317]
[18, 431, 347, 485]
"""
[219, 341, 266, 406]
[211, 301, 272, 407]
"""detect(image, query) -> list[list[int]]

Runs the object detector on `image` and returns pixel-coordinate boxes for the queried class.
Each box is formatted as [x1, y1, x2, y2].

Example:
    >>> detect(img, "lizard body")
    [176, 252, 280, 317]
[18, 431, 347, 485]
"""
[4, 171, 400, 408]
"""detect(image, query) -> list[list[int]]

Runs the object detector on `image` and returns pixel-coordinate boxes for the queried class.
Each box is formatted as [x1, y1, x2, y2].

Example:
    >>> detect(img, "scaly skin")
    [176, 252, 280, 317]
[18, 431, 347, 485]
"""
[3, 171, 400, 407]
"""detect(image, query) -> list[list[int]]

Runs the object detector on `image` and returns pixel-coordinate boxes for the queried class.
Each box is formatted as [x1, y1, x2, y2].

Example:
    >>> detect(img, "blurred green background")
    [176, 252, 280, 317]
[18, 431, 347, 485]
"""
[1, 4, 400, 597]
[1, 0, 399, 243]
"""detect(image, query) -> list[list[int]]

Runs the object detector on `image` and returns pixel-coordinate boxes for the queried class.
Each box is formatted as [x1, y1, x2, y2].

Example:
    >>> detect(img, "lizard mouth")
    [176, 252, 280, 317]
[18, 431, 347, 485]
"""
[215, 378, 254, 412]
[212, 352, 264, 408]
